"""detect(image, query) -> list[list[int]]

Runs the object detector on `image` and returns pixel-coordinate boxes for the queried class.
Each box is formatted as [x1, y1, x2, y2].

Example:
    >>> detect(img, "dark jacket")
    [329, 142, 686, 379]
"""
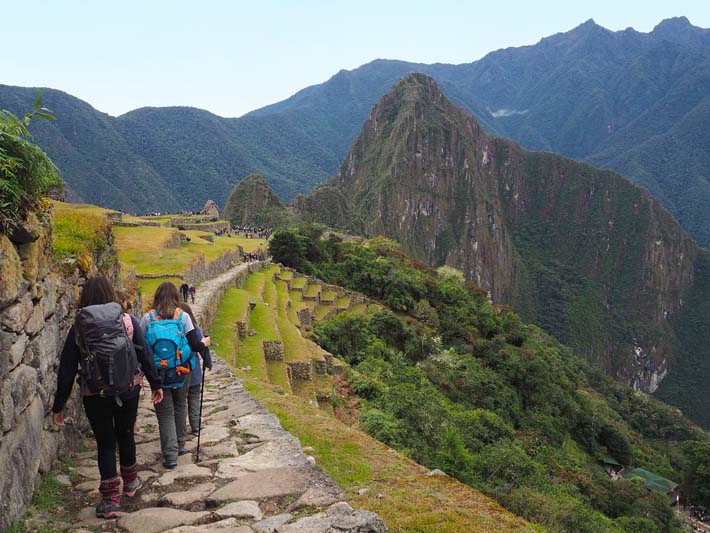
[52, 315, 161, 413]
[189, 326, 212, 386]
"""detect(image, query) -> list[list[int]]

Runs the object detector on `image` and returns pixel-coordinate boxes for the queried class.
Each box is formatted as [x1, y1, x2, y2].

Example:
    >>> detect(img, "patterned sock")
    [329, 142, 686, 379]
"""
[98, 476, 121, 499]
[120, 462, 139, 485]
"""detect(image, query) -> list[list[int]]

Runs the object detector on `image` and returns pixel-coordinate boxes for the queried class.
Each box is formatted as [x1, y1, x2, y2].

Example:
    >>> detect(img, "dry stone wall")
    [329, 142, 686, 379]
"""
[183, 248, 243, 288]
[0, 216, 118, 531]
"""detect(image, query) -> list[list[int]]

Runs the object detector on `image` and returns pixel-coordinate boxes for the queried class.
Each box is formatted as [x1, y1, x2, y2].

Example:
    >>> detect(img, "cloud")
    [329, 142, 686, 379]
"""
[488, 107, 529, 118]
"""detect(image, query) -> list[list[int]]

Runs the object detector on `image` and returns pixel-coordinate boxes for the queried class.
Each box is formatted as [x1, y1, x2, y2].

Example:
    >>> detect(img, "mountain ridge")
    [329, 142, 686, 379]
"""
[295, 73, 710, 427]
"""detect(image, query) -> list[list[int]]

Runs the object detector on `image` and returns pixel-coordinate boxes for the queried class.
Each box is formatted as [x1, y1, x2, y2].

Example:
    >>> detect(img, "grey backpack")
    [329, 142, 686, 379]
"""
[75, 302, 138, 397]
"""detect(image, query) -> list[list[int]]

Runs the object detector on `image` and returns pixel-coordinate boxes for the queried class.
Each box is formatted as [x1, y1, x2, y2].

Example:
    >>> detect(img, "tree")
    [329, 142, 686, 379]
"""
[683, 440, 710, 507]
[268, 229, 309, 270]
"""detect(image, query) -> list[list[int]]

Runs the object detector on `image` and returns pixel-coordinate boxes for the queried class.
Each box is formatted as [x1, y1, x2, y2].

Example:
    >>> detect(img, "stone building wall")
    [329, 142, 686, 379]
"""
[0, 216, 118, 530]
[183, 248, 243, 288]
[263, 341, 284, 361]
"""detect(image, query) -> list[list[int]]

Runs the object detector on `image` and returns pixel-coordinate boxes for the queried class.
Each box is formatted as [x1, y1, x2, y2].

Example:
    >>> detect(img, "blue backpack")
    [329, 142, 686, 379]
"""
[145, 308, 193, 388]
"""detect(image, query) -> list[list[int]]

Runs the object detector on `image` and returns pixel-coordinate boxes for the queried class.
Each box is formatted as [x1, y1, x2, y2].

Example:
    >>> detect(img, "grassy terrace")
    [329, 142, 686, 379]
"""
[321, 290, 337, 301]
[336, 296, 351, 309]
[304, 283, 321, 298]
[291, 276, 306, 289]
[52, 201, 112, 263]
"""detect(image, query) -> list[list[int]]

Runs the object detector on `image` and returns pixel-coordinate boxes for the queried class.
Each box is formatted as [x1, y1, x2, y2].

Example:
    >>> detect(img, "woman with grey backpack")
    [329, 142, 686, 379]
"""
[52, 276, 164, 518]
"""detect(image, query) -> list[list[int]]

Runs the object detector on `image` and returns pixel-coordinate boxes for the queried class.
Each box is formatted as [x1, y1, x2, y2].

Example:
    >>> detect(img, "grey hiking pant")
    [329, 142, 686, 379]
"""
[154, 375, 190, 462]
[187, 384, 202, 432]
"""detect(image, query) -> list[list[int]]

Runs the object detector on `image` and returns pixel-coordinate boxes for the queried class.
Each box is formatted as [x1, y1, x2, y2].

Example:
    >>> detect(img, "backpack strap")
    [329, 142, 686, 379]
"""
[173, 308, 182, 321]
[122, 313, 134, 340]
[149, 309, 160, 322]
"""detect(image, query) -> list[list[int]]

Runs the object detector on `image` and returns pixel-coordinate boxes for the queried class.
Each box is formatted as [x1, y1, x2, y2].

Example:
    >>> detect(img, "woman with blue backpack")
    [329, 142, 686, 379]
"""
[141, 282, 210, 468]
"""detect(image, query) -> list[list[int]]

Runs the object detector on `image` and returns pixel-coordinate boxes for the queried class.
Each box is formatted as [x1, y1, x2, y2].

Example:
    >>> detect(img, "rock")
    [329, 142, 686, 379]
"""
[427, 469, 446, 476]
[73, 506, 117, 527]
[11, 364, 38, 416]
[215, 500, 263, 521]
[0, 379, 15, 432]
[55, 474, 72, 487]
[1, 292, 33, 332]
[9, 212, 42, 244]
[196, 425, 230, 445]
[208, 467, 311, 502]
[200, 440, 239, 459]
[358, 488, 370, 496]
[24, 303, 44, 336]
[166, 518, 254, 532]
[288, 485, 343, 511]
[158, 463, 213, 486]
[161, 482, 216, 506]
[252, 513, 293, 533]
[116, 507, 210, 533]
[278, 502, 387, 533]
[215, 438, 307, 478]
[74, 480, 99, 493]
[7, 332, 28, 372]
[70, 466, 102, 480]
[38, 430, 61, 474]
[0, 234, 23, 306]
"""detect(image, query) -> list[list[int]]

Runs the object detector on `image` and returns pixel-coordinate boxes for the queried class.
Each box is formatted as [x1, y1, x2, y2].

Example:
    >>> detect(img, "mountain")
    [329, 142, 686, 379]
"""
[298, 73, 710, 428]
[2, 17, 710, 244]
[222, 173, 292, 228]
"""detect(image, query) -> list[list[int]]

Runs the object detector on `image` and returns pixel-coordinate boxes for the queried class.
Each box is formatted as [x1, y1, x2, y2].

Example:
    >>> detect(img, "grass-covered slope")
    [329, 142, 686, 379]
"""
[268, 226, 710, 533]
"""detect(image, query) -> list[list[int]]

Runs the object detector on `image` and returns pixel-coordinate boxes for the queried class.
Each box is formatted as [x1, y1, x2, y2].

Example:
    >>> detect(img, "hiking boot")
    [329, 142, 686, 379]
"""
[122, 475, 143, 497]
[97, 477, 121, 518]
[163, 459, 178, 469]
[178, 447, 187, 456]
[96, 496, 120, 518]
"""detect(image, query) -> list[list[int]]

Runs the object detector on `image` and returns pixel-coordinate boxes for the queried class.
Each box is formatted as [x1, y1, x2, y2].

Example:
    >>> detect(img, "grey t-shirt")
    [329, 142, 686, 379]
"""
[140, 309, 195, 335]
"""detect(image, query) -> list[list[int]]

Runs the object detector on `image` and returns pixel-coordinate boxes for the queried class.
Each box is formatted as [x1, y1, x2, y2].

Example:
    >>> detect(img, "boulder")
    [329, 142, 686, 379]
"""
[9, 212, 43, 244]
[1, 293, 33, 332]
[0, 378, 15, 432]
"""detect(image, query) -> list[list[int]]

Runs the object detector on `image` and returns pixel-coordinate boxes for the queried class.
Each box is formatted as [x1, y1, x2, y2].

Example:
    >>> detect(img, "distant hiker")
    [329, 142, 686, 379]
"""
[51, 276, 163, 519]
[180, 303, 212, 434]
[180, 282, 189, 303]
[189, 284, 196, 303]
[141, 282, 211, 468]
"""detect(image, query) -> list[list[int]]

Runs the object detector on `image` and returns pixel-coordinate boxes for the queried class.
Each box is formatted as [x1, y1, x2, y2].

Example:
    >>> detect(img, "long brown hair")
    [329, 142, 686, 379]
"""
[79, 276, 117, 308]
[180, 303, 198, 328]
[153, 282, 181, 318]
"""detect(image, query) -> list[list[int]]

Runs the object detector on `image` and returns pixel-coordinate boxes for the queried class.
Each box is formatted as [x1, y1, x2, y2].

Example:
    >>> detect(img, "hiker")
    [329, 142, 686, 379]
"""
[180, 282, 189, 303]
[51, 276, 163, 519]
[180, 303, 212, 434]
[189, 284, 196, 303]
[141, 282, 211, 468]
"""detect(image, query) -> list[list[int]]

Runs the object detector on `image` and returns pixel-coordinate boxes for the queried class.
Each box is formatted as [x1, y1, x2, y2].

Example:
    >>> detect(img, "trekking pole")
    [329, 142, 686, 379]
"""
[194, 347, 208, 463]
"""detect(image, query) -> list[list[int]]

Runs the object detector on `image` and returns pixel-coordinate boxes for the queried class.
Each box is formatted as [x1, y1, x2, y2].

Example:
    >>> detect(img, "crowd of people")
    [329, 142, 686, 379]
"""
[232, 225, 273, 239]
[686, 505, 710, 532]
[51, 278, 212, 519]
[243, 249, 266, 262]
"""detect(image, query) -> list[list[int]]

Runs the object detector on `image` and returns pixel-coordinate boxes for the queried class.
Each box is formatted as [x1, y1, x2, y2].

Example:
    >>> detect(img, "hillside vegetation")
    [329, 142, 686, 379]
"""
[267, 225, 710, 533]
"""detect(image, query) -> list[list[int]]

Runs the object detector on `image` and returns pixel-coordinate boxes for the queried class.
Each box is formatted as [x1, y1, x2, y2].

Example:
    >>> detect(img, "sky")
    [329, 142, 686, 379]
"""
[2, 0, 709, 118]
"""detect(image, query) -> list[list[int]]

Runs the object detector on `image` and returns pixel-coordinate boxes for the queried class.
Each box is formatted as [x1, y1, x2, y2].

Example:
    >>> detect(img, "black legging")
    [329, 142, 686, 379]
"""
[83, 393, 140, 480]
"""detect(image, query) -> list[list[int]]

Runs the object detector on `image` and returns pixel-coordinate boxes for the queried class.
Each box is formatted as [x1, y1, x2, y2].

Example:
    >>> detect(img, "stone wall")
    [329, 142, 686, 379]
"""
[287, 361, 312, 381]
[263, 341, 284, 361]
[183, 248, 243, 288]
[0, 217, 115, 530]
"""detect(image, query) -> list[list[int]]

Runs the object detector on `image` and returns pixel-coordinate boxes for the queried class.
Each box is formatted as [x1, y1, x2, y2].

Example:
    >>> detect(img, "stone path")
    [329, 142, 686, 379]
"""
[62, 260, 387, 532]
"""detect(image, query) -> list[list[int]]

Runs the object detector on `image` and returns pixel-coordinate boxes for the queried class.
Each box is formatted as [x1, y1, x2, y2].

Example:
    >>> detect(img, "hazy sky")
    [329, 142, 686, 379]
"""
[3, 0, 709, 117]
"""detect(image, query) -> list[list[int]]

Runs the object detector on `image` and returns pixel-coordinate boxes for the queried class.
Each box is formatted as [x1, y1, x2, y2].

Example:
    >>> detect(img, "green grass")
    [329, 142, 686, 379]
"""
[278, 270, 294, 280]
[276, 316, 310, 362]
[351, 303, 368, 314]
[52, 201, 111, 263]
[275, 280, 289, 319]
[316, 303, 334, 321]
[291, 277, 307, 289]
[139, 276, 183, 309]
[305, 283, 322, 298]
[7, 456, 80, 533]
[336, 296, 351, 309]
[211, 288, 250, 367]
[244, 271, 265, 300]
[321, 290, 337, 301]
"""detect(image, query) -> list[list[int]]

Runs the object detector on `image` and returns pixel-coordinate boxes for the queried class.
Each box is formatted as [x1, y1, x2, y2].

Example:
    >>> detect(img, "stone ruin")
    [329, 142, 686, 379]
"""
[201, 200, 220, 221]
[263, 340, 284, 361]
